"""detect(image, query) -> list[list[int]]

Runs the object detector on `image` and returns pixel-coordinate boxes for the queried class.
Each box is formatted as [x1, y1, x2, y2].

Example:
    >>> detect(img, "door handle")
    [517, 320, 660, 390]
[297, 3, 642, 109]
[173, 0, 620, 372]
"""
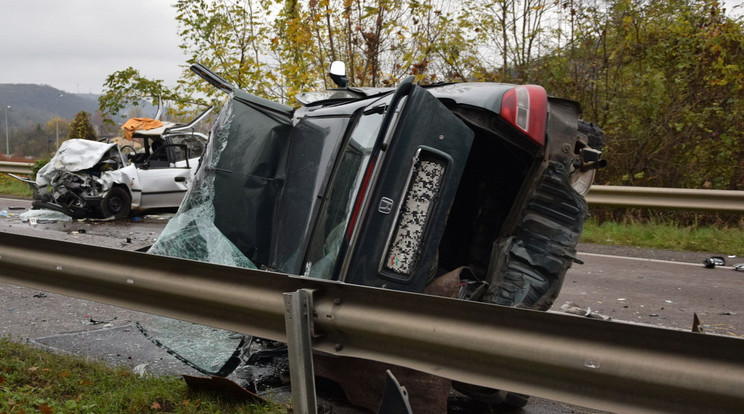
[175, 176, 186, 182]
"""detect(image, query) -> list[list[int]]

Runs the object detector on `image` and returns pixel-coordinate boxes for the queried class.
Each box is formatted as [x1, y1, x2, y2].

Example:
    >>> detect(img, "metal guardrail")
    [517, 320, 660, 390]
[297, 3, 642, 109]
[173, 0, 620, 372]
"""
[586, 185, 744, 213]
[0, 232, 743, 414]
[2, 163, 742, 214]
[0, 161, 33, 175]
[1, 160, 742, 213]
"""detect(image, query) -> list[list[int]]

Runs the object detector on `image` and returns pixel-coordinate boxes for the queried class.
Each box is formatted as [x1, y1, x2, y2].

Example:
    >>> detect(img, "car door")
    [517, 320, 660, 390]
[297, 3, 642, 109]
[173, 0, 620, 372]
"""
[135, 143, 192, 209]
[337, 80, 475, 292]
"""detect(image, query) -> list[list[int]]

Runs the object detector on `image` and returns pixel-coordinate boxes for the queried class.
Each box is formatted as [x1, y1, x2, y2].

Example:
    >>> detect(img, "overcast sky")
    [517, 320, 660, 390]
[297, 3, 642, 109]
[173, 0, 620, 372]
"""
[0, 0, 184, 95]
[2, 0, 741, 96]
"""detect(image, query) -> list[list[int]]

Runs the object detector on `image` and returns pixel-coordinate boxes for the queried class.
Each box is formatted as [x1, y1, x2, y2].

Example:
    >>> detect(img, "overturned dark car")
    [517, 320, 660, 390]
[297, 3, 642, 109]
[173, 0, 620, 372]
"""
[148, 62, 604, 411]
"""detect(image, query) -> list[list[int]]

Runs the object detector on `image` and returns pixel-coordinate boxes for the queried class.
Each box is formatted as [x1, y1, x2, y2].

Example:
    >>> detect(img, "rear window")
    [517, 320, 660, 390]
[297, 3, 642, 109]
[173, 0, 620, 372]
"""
[304, 110, 384, 279]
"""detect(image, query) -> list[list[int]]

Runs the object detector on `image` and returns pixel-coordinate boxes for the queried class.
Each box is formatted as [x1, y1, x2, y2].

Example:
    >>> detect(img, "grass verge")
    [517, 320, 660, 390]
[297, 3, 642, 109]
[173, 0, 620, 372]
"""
[0, 174, 33, 198]
[0, 337, 287, 414]
[581, 219, 744, 256]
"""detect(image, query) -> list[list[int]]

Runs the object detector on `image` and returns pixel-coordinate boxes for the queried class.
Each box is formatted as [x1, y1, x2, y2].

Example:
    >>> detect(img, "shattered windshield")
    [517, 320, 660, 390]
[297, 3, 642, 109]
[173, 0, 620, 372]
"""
[149, 92, 292, 268]
[136, 315, 244, 377]
[143, 93, 292, 376]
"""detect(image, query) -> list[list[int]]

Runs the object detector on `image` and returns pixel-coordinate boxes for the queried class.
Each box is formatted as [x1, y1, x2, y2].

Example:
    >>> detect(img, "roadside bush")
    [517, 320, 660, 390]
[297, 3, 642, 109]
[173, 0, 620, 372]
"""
[32, 158, 50, 179]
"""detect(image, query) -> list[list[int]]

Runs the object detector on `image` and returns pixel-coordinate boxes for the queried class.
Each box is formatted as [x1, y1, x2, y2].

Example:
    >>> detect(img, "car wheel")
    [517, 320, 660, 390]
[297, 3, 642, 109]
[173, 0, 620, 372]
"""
[101, 186, 131, 219]
[570, 121, 605, 195]
[579, 120, 604, 151]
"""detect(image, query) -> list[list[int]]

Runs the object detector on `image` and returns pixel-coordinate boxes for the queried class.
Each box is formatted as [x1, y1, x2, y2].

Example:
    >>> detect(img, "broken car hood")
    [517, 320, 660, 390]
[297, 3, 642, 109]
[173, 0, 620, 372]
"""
[36, 139, 123, 187]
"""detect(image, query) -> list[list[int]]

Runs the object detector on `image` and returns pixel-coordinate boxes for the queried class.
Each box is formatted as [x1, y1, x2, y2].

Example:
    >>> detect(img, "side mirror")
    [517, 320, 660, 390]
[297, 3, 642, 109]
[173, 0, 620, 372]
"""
[329, 61, 348, 89]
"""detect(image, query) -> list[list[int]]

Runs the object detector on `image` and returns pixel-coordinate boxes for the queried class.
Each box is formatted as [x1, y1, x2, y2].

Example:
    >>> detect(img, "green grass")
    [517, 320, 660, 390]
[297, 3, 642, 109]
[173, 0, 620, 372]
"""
[0, 174, 33, 198]
[581, 219, 744, 256]
[0, 337, 287, 414]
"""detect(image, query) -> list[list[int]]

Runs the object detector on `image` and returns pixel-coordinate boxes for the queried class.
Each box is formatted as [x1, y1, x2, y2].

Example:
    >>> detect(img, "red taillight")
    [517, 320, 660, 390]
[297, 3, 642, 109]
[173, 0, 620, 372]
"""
[500, 85, 547, 146]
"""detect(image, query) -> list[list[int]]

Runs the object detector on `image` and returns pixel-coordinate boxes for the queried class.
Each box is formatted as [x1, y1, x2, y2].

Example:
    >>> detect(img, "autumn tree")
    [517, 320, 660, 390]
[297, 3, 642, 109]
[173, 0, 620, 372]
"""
[459, 0, 558, 82]
[98, 67, 182, 124]
[44, 116, 69, 144]
[299, 0, 478, 87]
[402, 1, 481, 83]
[97, 0, 744, 192]
[536, 0, 744, 190]
[12, 124, 48, 157]
[68, 111, 97, 141]
[174, 0, 282, 100]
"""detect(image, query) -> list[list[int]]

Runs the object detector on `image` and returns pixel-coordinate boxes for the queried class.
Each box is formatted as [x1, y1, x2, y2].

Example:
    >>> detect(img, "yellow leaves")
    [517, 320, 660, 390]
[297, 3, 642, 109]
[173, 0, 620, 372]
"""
[151, 401, 162, 410]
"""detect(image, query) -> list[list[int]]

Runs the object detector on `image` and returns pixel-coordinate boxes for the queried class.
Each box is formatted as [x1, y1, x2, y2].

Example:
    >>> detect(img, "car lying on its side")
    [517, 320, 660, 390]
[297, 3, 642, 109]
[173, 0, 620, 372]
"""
[11, 109, 211, 219]
[146, 62, 605, 411]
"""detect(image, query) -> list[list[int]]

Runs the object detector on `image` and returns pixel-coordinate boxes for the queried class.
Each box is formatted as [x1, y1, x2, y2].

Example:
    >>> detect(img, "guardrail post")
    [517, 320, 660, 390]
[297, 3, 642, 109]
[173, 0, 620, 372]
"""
[284, 289, 318, 414]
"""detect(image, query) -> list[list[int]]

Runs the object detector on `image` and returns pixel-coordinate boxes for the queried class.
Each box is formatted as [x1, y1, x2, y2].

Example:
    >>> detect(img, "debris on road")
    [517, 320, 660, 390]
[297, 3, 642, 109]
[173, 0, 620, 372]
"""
[702, 256, 726, 268]
[88, 316, 118, 326]
[19, 209, 72, 224]
[559, 302, 611, 320]
[692, 313, 704, 333]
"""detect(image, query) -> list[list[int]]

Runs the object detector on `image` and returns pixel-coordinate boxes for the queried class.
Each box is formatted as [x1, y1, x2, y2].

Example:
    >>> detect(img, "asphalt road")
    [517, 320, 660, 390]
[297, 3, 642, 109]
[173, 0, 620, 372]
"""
[1, 197, 742, 413]
[560, 249, 743, 337]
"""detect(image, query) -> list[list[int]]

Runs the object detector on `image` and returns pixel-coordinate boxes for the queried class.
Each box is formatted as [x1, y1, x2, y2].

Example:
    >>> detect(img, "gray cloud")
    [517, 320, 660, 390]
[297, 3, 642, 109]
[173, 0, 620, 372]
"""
[0, 0, 184, 94]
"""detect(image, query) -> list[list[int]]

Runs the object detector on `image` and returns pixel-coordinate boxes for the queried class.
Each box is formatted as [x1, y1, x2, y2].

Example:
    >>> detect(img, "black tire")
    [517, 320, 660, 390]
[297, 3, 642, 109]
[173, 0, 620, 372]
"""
[101, 186, 131, 219]
[578, 120, 604, 150]
[503, 392, 530, 408]
[452, 382, 531, 410]
[484, 162, 586, 311]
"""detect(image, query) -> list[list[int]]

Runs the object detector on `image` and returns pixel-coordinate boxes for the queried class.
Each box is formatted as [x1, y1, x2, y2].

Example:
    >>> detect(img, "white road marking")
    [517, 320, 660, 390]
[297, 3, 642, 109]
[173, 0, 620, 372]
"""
[577, 251, 735, 269]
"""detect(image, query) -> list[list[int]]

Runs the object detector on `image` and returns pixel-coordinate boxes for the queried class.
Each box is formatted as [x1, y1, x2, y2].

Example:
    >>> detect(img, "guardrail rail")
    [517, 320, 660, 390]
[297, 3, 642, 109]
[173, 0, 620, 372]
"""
[586, 185, 744, 213]
[2, 160, 742, 214]
[0, 161, 33, 175]
[0, 232, 742, 414]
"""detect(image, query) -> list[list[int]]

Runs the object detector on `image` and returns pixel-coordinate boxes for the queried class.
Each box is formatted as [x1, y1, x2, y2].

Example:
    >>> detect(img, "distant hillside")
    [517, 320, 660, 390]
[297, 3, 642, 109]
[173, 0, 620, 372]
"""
[0, 84, 99, 129]
[0, 84, 156, 130]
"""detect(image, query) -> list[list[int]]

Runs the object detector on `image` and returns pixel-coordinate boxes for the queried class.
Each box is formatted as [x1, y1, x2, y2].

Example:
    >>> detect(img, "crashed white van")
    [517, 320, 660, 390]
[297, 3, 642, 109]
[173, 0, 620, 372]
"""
[21, 110, 211, 219]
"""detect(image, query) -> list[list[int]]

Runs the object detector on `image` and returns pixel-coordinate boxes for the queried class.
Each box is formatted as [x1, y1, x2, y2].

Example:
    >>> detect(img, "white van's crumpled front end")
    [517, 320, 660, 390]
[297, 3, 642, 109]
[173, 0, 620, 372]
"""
[32, 139, 128, 219]
[36, 139, 123, 190]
